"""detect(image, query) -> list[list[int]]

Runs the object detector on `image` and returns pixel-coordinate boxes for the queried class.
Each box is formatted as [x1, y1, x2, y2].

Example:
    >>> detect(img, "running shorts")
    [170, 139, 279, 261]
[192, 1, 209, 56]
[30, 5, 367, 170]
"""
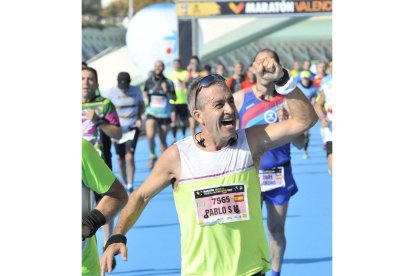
[146, 114, 172, 125]
[261, 163, 298, 206]
[326, 141, 332, 156]
[115, 135, 139, 158]
[174, 104, 190, 122]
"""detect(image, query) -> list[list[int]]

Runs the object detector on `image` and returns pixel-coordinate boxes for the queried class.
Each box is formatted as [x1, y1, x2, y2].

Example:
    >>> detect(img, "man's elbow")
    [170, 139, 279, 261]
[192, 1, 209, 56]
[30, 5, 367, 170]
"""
[116, 186, 128, 208]
[119, 189, 128, 208]
[296, 111, 318, 132]
[309, 110, 319, 129]
[112, 179, 128, 207]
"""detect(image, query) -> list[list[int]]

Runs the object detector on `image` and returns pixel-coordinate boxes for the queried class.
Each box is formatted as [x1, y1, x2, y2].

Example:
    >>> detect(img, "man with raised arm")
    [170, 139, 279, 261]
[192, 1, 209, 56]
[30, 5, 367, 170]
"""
[233, 49, 307, 276]
[100, 54, 318, 276]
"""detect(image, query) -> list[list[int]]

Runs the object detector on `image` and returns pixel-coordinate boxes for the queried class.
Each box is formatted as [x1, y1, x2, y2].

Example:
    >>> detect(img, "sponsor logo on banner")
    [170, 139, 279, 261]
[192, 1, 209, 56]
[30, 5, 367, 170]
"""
[228, 2, 245, 14]
[245, 1, 294, 14]
[177, 2, 221, 17]
[295, 0, 332, 12]
[176, 0, 332, 17]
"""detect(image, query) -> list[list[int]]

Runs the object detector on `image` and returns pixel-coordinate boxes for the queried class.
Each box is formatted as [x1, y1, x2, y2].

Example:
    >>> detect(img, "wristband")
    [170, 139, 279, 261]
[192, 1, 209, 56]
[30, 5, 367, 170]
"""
[104, 234, 127, 251]
[82, 209, 106, 240]
[274, 74, 296, 95]
[273, 68, 290, 86]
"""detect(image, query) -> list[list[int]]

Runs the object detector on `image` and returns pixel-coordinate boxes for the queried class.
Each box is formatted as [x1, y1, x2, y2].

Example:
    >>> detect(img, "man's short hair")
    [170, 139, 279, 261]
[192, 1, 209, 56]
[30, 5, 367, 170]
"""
[187, 75, 228, 115]
[234, 60, 244, 68]
[190, 55, 200, 62]
[253, 48, 280, 64]
[154, 60, 165, 71]
[83, 66, 98, 83]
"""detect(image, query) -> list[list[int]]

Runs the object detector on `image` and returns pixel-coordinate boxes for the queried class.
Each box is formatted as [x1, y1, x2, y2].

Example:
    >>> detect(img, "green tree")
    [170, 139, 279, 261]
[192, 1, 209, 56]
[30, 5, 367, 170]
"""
[133, 0, 175, 12]
[100, 0, 129, 18]
[100, 0, 175, 18]
[83, 0, 176, 28]
[82, 0, 101, 15]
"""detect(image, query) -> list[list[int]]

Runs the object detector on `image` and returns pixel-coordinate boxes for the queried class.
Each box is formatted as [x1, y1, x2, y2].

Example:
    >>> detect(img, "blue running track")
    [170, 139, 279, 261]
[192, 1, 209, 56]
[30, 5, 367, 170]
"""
[95, 121, 332, 276]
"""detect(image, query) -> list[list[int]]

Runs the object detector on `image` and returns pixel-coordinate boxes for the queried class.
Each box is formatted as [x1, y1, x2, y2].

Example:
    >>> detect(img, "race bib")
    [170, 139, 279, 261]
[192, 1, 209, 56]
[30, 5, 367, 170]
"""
[118, 129, 136, 144]
[150, 95, 167, 108]
[258, 167, 285, 192]
[193, 184, 249, 226]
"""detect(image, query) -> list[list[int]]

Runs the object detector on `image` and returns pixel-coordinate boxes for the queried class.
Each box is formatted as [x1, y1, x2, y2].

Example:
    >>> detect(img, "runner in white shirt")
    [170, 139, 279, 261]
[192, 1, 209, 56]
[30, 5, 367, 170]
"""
[104, 72, 145, 194]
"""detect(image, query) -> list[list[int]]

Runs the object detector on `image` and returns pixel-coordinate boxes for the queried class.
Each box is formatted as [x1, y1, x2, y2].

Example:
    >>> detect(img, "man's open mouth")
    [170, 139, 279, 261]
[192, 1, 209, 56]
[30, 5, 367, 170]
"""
[221, 118, 234, 126]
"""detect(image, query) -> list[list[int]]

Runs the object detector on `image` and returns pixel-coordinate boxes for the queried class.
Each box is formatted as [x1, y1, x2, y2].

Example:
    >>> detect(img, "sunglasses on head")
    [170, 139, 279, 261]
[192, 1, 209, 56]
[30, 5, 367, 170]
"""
[194, 74, 226, 110]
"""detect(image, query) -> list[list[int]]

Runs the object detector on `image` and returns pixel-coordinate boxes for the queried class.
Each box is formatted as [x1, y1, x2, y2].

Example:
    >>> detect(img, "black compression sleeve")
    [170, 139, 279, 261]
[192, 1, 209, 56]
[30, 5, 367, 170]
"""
[82, 209, 106, 240]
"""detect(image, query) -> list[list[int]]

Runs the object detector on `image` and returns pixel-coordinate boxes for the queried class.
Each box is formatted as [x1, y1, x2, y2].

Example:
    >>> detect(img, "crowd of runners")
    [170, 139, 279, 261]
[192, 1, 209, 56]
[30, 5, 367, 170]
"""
[81, 49, 332, 276]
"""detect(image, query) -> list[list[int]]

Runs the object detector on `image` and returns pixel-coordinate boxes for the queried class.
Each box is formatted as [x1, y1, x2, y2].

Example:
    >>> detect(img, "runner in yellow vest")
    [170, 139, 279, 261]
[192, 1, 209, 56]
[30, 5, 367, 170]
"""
[167, 59, 190, 143]
[100, 55, 318, 276]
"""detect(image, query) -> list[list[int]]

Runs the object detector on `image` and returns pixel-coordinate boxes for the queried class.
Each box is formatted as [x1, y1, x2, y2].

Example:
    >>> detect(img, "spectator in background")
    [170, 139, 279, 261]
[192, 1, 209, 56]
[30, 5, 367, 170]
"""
[104, 72, 145, 194]
[226, 61, 245, 93]
[295, 59, 315, 84]
[185, 55, 206, 136]
[143, 60, 176, 169]
[215, 63, 227, 78]
[241, 64, 257, 90]
[289, 60, 301, 78]
[203, 64, 212, 75]
[326, 60, 332, 75]
[302, 59, 312, 72]
[186, 55, 205, 78]
[167, 59, 190, 143]
[312, 61, 327, 89]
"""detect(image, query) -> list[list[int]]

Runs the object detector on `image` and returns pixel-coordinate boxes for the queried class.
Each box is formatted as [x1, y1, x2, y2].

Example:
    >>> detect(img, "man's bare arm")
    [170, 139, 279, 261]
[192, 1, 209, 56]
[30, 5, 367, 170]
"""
[85, 109, 122, 140]
[142, 90, 149, 106]
[162, 80, 177, 101]
[82, 179, 127, 239]
[291, 133, 306, 149]
[279, 103, 306, 150]
[95, 179, 128, 221]
[247, 87, 318, 160]
[99, 123, 122, 140]
[112, 145, 180, 235]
